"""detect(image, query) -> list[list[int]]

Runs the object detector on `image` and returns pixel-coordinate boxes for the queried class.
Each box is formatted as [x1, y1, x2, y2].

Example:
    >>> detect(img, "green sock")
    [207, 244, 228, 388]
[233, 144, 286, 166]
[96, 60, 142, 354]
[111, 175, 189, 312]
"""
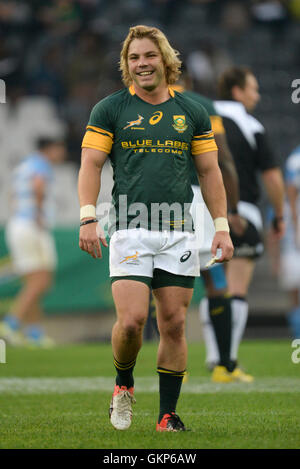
[114, 357, 136, 388]
[157, 367, 185, 421]
[209, 295, 232, 372]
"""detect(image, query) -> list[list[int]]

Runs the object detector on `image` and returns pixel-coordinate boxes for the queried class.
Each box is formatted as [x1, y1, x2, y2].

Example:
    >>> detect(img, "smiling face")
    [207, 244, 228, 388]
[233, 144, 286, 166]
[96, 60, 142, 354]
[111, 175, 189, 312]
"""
[127, 37, 166, 92]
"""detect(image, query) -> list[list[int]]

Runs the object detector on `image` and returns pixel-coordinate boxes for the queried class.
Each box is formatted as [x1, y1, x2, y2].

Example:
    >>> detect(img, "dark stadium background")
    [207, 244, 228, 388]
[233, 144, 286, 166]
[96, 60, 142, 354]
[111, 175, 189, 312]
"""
[0, 0, 299, 342]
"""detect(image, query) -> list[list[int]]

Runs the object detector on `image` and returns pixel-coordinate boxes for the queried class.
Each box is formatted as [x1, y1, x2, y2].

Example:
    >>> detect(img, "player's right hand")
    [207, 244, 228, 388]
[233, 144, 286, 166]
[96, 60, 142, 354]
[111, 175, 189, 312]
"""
[79, 220, 108, 259]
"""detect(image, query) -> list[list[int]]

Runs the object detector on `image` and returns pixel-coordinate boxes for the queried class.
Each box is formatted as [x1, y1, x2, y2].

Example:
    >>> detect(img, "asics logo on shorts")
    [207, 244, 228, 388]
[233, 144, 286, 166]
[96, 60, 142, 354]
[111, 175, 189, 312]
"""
[120, 251, 140, 264]
[180, 251, 191, 262]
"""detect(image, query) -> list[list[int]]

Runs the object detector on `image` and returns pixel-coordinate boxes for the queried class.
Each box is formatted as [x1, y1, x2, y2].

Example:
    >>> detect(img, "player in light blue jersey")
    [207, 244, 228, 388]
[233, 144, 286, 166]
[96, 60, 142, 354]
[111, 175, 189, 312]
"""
[279, 145, 300, 337]
[11, 152, 55, 225]
[0, 138, 65, 347]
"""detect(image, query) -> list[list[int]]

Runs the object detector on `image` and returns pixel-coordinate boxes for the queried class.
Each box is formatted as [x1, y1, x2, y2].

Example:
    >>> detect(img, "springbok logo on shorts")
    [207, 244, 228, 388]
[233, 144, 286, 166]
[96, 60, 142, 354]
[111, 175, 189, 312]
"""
[123, 115, 144, 130]
[120, 251, 140, 264]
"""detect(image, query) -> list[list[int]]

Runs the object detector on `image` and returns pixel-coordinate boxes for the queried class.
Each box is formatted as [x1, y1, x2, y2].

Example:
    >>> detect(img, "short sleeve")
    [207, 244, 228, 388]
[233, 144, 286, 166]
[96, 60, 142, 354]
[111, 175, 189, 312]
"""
[210, 115, 225, 135]
[255, 130, 279, 172]
[81, 100, 114, 154]
[191, 105, 218, 156]
[30, 158, 52, 181]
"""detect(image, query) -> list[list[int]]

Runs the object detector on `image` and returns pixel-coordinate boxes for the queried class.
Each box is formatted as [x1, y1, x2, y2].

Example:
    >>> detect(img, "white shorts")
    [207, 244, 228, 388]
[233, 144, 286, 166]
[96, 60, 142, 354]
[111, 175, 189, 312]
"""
[109, 228, 200, 278]
[190, 185, 215, 269]
[5, 218, 57, 275]
[280, 251, 300, 290]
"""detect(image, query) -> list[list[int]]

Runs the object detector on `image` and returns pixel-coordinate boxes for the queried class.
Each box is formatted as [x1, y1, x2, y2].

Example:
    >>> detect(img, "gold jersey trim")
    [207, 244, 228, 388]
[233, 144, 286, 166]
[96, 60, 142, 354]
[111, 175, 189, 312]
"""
[86, 125, 114, 139]
[128, 85, 175, 98]
[191, 138, 218, 155]
[210, 116, 225, 135]
[81, 130, 113, 154]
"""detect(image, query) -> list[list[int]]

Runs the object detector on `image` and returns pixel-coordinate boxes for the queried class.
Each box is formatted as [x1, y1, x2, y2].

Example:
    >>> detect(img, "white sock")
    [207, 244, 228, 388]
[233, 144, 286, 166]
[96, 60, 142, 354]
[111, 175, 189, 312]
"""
[230, 297, 249, 361]
[199, 298, 220, 365]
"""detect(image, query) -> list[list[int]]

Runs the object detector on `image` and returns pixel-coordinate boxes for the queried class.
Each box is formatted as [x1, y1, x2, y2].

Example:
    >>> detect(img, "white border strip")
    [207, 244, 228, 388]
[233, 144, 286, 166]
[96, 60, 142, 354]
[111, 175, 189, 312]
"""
[0, 376, 299, 394]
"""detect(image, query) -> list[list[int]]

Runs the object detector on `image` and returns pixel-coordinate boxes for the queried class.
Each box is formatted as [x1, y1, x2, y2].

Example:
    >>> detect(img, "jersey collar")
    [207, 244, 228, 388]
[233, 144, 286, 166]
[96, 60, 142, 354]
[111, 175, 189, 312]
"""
[129, 84, 175, 98]
[171, 84, 185, 93]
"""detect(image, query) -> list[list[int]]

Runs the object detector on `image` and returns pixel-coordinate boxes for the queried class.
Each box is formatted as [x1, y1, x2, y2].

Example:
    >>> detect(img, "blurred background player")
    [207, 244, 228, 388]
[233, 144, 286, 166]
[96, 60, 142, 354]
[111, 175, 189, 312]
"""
[278, 144, 300, 338]
[0, 138, 66, 347]
[172, 72, 250, 382]
[200, 66, 285, 378]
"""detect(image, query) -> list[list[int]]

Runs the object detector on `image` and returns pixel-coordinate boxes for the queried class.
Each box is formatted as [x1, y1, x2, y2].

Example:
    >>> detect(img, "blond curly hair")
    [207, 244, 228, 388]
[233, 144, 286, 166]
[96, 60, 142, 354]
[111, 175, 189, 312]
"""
[120, 25, 181, 86]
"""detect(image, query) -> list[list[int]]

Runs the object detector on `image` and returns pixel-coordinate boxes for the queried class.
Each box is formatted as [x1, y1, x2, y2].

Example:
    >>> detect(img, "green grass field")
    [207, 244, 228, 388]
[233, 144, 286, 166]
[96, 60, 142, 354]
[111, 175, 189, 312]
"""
[0, 340, 300, 449]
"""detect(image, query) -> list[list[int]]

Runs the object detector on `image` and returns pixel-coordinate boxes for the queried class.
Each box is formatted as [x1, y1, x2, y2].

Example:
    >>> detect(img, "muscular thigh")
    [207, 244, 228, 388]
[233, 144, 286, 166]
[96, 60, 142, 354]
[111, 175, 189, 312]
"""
[153, 286, 193, 324]
[112, 279, 150, 323]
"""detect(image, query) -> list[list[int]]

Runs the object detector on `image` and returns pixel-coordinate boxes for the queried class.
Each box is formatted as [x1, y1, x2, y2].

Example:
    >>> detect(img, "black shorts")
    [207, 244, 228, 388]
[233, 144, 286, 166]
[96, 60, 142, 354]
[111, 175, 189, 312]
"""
[230, 220, 264, 259]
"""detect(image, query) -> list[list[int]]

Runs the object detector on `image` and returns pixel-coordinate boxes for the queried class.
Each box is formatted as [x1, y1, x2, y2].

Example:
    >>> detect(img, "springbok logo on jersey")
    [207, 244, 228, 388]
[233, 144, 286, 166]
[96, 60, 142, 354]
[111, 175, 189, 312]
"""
[172, 115, 187, 133]
[120, 251, 140, 264]
[123, 114, 144, 130]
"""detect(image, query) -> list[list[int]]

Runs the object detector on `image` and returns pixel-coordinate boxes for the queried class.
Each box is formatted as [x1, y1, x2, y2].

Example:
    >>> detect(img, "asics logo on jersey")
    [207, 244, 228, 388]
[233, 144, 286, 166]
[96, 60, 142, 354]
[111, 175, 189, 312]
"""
[123, 115, 144, 129]
[149, 111, 163, 125]
[180, 251, 191, 262]
[120, 251, 139, 264]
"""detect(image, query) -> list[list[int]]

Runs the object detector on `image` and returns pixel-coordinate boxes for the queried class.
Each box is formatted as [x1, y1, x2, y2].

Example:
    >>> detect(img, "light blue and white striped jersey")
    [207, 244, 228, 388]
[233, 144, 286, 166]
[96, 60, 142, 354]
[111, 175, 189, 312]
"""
[10, 152, 55, 226]
[282, 145, 300, 253]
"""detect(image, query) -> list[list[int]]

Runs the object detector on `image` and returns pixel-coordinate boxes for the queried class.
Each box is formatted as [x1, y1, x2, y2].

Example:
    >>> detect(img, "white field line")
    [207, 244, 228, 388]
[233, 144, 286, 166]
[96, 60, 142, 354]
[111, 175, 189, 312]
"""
[0, 376, 299, 394]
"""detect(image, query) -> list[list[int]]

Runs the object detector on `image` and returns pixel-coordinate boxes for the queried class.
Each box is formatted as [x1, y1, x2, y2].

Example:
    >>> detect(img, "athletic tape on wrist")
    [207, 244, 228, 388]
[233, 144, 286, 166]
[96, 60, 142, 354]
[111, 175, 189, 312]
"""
[214, 217, 230, 232]
[80, 204, 96, 221]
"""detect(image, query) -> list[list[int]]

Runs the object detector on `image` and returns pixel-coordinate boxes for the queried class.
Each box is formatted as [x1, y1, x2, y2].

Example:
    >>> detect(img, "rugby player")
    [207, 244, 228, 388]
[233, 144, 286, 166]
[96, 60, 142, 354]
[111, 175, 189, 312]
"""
[78, 25, 233, 432]
[172, 76, 249, 382]
[201, 66, 285, 378]
[279, 144, 300, 338]
[0, 138, 65, 347]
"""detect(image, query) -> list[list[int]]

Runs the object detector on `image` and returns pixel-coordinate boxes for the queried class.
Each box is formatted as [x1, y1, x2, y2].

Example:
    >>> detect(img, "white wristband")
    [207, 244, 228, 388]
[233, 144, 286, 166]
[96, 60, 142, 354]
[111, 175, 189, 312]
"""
[214, 217, 230, 232]
[80, 204, 96, 221]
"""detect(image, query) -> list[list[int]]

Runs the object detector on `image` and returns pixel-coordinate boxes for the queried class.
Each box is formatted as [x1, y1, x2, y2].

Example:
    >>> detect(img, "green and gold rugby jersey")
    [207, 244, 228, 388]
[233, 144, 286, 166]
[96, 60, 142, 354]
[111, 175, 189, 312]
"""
[172, 86, 225, 186]
[82, 85, 217, 234]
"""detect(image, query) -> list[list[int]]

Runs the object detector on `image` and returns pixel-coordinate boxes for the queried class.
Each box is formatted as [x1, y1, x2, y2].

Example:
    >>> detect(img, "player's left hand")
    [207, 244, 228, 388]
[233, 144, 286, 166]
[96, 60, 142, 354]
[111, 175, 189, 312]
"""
[211, 231, 234, 263]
